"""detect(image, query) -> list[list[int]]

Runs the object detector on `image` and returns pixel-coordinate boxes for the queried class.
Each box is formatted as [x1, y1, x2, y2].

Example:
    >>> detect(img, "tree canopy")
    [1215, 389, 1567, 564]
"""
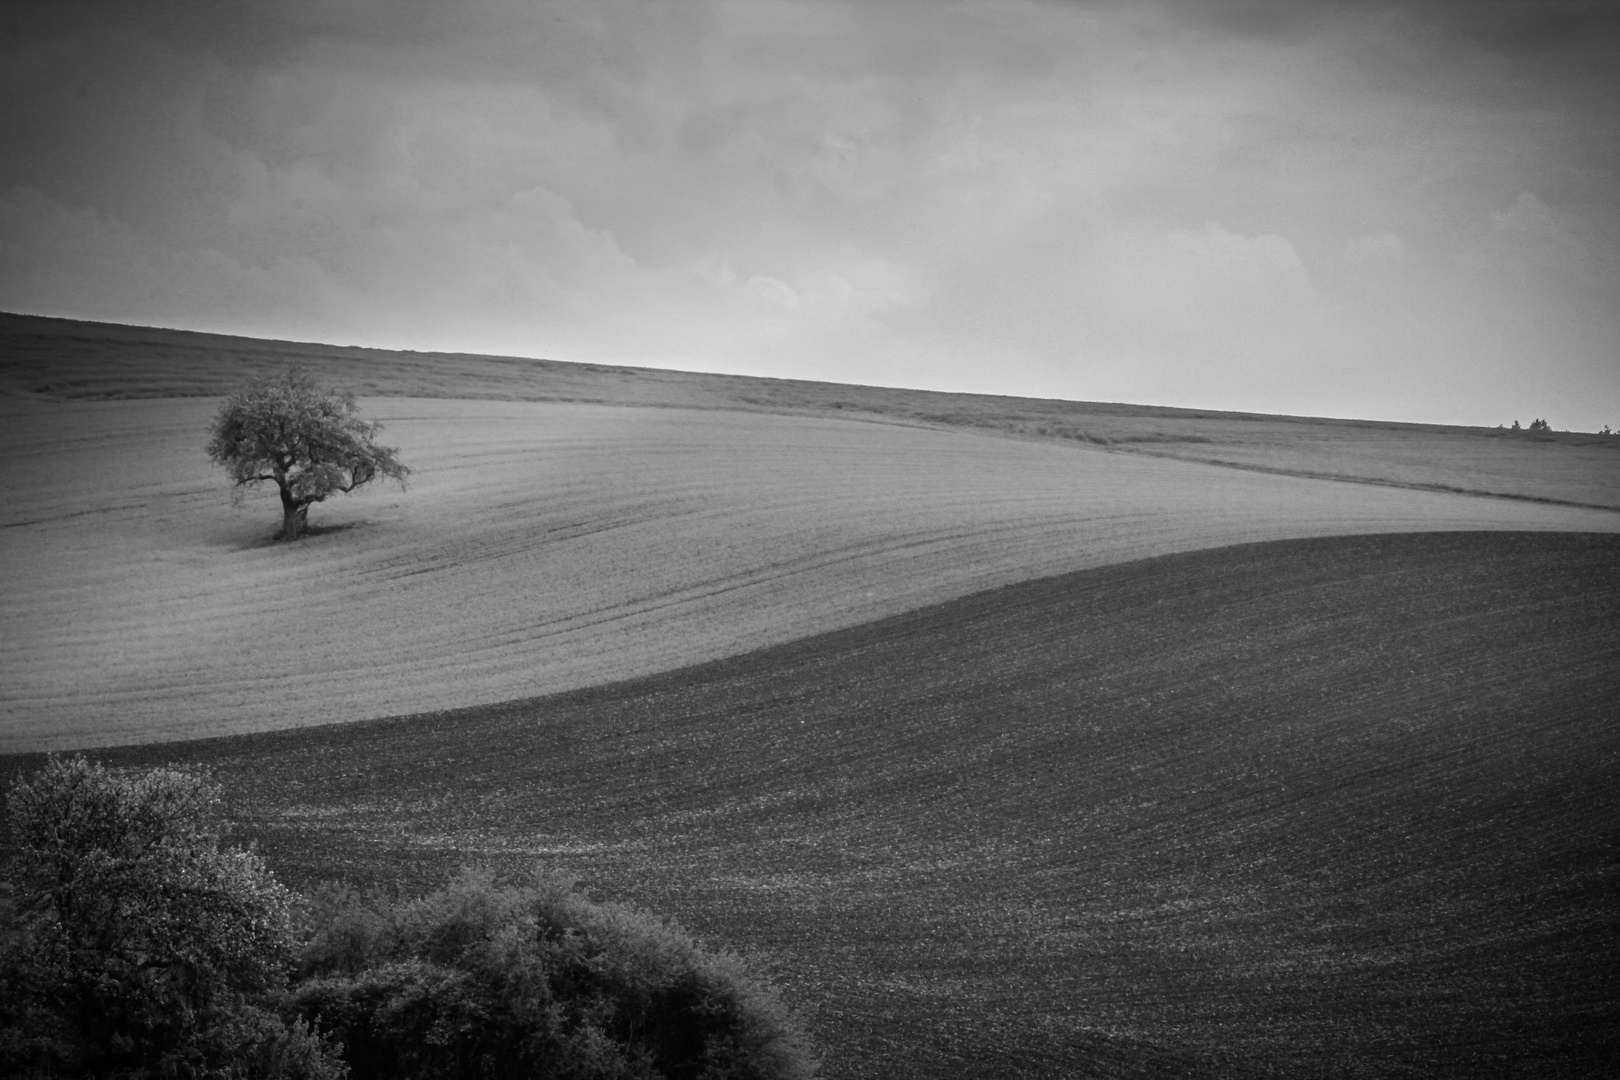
[207, 367, 409, 541]
[0, 756, 341, 1079]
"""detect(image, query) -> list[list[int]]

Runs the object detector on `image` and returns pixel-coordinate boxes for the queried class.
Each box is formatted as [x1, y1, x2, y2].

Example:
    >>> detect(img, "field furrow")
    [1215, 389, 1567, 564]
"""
[58, 531, 1620, 1079]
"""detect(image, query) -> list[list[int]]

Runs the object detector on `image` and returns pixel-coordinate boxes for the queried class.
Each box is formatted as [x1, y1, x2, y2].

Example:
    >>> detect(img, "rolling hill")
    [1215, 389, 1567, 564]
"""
[46, 530, 1620, 1079]
[3, 392, 1616, 750]
[3, 314, 1618, 1076]
[5, 310, 1620, 512]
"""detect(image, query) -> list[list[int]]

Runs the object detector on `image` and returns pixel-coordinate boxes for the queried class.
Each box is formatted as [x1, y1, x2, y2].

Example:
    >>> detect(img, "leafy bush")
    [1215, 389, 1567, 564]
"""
[292, 868, 819, 1080]
[0, 755, 344, 1079]
[2, 759, 816, 1080]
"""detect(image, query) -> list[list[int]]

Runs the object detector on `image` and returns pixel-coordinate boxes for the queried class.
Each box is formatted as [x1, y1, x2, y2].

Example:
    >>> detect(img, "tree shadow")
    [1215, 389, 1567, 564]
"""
[238, 520, 369, 549]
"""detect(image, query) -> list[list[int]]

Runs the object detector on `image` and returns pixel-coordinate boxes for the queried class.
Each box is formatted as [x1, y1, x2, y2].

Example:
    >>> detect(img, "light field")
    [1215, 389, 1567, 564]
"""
[3, 396, 1617, 751]
[7, 311, 1619, 511]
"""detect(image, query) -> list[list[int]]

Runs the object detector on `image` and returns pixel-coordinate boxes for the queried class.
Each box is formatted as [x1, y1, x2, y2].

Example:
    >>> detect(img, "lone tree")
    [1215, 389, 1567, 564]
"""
[207, 367, 408, 541]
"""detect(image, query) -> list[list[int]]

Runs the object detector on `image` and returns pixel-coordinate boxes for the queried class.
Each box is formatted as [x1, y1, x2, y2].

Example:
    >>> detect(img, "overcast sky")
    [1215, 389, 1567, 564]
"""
[4, 0, 1617, 427]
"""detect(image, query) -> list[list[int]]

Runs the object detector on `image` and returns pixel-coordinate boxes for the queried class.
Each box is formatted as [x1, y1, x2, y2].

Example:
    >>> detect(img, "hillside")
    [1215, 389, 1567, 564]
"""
[5, 311, 1619, 510]
[42, 530, 1620, 1079]
[4, 315, 1617, 1075]
[4, 395, 1616, 750]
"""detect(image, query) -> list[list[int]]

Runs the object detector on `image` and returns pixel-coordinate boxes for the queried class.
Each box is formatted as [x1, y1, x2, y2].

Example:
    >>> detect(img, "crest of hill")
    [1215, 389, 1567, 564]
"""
[5, 310, 1617, 510]
[45, 531, 1620, 1080]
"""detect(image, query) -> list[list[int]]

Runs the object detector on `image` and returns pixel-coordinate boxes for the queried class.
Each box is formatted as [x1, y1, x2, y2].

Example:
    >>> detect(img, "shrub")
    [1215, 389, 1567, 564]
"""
[0, 756, 344, 1079]
[2, 760, 816, 1080]
[292, 867, 819, 1080]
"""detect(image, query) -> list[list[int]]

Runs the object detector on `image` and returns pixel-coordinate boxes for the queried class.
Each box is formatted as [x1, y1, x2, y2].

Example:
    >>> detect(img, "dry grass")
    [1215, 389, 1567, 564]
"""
[4, 395, 1616, 752]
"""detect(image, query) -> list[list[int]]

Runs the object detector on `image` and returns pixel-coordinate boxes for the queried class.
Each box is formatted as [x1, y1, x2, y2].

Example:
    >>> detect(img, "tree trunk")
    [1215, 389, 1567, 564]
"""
[278, 486, 308, 541]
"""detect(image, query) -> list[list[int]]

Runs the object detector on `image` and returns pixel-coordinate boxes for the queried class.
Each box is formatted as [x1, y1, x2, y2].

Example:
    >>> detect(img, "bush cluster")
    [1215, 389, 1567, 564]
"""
[0, 757, 339, 1079]
[1, 758, 817, 1080]
[291, 869, 816, 1080]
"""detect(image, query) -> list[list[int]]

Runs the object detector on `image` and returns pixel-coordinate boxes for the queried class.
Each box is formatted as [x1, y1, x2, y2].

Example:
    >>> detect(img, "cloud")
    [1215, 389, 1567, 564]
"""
[1104, 222, 1337, 372]
[1458, 191, 1615, 287]
[1345, 232, 1406, 265]
[1458, 3, 1620, 57]
[1188, 0, 1327, 42]
[0, 186, 336, 335]
[742, 274, 802, 309]
[0, 0, 1617, 425]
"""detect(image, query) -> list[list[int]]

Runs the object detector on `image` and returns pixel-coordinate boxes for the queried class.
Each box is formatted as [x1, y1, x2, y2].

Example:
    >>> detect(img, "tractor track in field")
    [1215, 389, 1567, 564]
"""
[1114, 444, 1620, 514]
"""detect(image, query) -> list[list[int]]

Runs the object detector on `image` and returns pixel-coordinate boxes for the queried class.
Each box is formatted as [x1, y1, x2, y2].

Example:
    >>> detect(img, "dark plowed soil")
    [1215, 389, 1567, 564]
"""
[19, 531, 1620, 1078]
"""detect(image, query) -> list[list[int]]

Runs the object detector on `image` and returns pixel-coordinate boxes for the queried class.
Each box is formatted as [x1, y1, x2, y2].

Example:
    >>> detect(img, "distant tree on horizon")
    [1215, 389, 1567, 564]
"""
[207, 367, 409, 541]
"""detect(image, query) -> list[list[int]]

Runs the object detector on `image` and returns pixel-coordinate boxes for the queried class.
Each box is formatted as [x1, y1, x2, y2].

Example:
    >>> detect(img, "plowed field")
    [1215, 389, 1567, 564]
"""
[53, 531, 1620, 1079]
[4, 398, 1615, 750]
